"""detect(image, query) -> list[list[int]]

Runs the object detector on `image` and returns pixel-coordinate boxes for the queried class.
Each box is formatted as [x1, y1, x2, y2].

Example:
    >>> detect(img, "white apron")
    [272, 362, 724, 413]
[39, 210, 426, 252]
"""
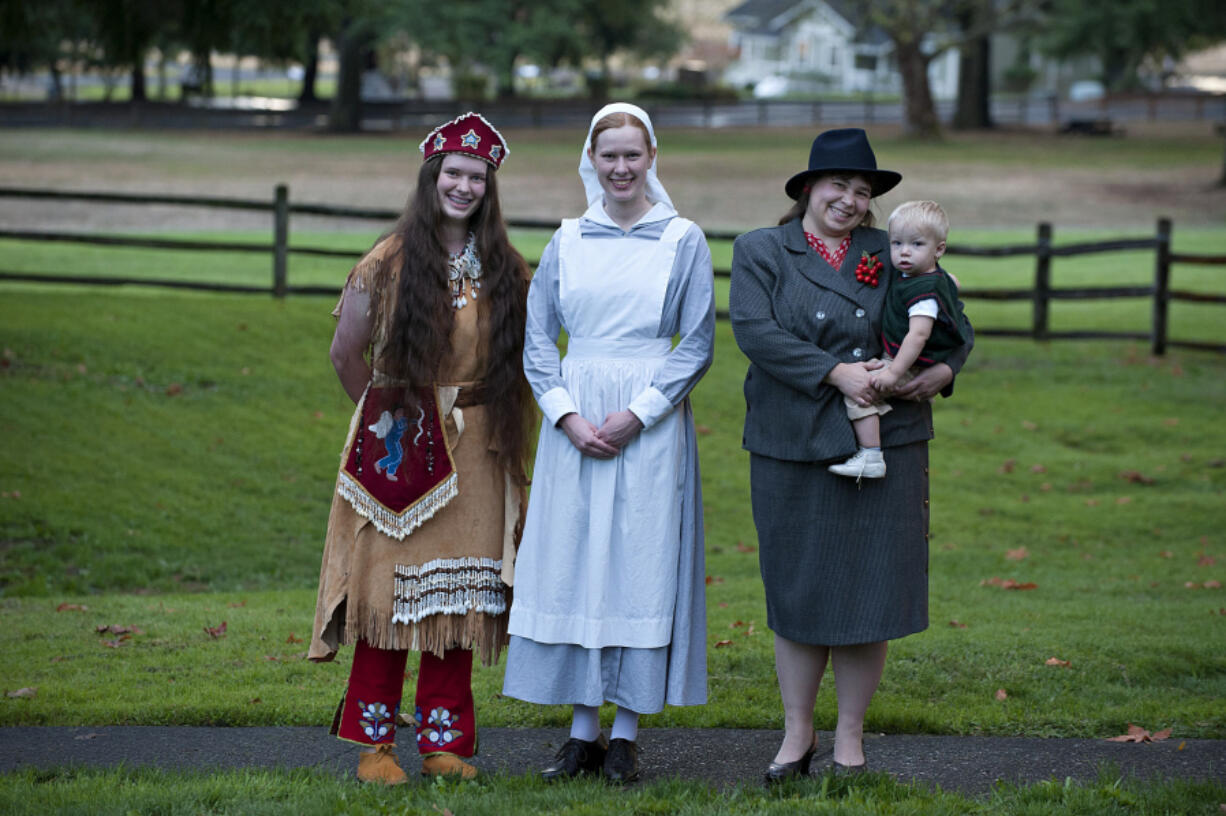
[508, 216, 693, 650]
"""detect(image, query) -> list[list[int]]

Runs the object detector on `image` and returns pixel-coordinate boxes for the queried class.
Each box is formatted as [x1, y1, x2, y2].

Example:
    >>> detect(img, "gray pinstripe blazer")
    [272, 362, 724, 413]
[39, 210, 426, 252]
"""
[729, 218, 972, 464]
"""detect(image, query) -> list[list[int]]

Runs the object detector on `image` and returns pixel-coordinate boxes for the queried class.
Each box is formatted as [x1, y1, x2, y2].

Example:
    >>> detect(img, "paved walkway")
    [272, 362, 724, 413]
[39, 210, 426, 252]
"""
[2, 727, 1223, 794]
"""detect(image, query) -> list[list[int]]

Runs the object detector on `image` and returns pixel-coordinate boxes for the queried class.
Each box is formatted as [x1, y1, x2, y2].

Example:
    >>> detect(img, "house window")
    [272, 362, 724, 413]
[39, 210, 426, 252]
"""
[855, 54, 877, 71]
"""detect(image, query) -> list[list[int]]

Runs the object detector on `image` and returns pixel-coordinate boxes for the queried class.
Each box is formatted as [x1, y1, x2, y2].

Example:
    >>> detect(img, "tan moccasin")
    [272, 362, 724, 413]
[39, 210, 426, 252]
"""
[357, 743, 408, 785]
[421, 751, 478, 780]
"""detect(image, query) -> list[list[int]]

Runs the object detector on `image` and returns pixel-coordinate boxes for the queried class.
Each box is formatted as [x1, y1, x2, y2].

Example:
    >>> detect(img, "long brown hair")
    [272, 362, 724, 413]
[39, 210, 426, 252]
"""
[373, 154, 534, 482]
[777, 172, 878, 229]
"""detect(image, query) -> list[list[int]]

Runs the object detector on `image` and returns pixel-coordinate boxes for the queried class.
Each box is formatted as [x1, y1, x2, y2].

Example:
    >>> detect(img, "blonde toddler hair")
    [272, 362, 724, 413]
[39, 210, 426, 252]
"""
[887, 200, 949, 243]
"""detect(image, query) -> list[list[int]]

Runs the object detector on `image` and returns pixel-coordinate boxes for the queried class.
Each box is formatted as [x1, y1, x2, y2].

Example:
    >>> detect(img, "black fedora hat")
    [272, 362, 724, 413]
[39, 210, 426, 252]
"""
[784, 128, 901, 200]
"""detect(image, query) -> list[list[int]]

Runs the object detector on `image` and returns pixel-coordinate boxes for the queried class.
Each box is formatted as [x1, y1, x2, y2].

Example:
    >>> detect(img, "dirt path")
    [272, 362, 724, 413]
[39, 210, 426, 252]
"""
[1, 124, 1221, 234]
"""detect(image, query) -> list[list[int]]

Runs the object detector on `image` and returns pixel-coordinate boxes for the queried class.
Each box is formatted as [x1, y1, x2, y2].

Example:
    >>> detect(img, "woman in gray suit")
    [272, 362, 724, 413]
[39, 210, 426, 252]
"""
[729, 129, 972, 780]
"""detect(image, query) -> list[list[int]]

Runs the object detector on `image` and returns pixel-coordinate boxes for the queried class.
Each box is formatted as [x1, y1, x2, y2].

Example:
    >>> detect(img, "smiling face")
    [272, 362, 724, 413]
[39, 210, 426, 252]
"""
[890, 226, 946, 275]
[435, 153, 488, 225]
[588, 124, 656, 210]
[801, 173, 872, 240]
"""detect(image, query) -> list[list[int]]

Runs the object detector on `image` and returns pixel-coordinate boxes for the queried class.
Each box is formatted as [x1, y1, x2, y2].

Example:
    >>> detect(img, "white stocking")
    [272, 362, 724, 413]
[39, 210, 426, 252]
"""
[610, 707, 639, 742]
[570, 703, 601, 742]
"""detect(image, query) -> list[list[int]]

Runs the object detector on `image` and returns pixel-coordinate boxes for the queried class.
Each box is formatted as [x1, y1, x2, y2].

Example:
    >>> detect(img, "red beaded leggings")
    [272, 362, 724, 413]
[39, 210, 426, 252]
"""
[333, 639, 476, 757]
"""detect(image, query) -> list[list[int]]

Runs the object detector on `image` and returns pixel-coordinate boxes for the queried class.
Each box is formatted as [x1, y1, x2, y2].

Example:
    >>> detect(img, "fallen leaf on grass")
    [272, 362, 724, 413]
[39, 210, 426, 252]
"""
[1030, 464, 1047, 474]
[1206, 580, 1223, 589]
[286, 633, 303, 644]
[56, 603, 88, 612]
[695, 425, 712, 436]
[102, 637, 129, 648]
[994, 689, 1008, 701]
[1107, 724, 1172, 743]
[1199, 555, 1217, 567]
[981, 577, 1038, 590]
[1045, 657, 1071, 668]
[1117, 496, 1132, 505]
[228, 600, 247, 608]
[704, 576, 724, 585]
[1085, 499, 1100, 507]
[998, 459, 1016, 474]
[1021, 420, 1037, 431]
[204, 621, 228, 638]
[1162, 418, 1179, 427]
[165, 383, 183, 397]
[717, 602, 729, 608]
[1005, 547, 1029, 561]
[6, 687, 36, 699]
[433, 806, 455, 816]
[735, 541, 756, 553]
[714, 640, 733, 648]
[1159, 551, 1173, 559]
[1119, 470, 1155, 485]
[96, 624, 143, 636]
[949, 620, 968, 629]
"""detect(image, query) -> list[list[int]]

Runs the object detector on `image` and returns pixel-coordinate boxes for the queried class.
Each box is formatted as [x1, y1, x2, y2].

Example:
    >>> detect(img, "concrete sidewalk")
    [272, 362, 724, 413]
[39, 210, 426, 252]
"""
[2, 727, 1223, 794]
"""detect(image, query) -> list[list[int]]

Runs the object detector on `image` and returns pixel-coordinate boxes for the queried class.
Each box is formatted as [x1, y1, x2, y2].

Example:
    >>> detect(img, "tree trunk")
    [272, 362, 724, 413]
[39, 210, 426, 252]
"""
[329, 19, 374, 132]
[298, 32, 320, 104]
[1218, 135, 1226, 187]
[894, 38, 940, 138]
[130, 58, 147, 102]
[953, 32, 992, 130]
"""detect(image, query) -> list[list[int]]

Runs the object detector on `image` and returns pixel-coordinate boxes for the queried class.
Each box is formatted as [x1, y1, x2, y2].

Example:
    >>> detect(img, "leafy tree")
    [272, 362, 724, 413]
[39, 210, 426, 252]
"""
[0, 0, 93, 100]
[862, 0, 958, 138]
[1039, 0, 1226, 91]
[573, 0, 683, 98]
[89, 0, 171, 101]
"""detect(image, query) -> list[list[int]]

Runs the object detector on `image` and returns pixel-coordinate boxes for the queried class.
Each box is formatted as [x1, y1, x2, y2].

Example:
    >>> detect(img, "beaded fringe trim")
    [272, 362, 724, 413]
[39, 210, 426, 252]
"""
[336, 469, 458, 541]
[392, 557, 506, 624]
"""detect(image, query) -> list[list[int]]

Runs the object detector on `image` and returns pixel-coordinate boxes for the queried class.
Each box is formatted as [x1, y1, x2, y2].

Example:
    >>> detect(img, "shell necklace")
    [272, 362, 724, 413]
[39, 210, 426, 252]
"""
[447, 232, 482, 309]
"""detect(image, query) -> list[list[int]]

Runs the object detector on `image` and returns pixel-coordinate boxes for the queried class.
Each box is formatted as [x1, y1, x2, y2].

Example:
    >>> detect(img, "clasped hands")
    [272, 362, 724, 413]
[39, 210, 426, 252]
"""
[829, 360, 953, 406]
[559, 409, 644, 459]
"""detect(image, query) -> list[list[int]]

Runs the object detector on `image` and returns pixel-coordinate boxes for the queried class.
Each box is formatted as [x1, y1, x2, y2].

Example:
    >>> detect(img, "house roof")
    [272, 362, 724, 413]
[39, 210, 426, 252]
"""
[724, 0, 890, 45]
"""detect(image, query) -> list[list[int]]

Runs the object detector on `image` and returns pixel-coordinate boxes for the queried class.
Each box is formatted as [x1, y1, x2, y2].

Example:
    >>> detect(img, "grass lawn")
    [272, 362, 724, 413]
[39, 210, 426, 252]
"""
[1, 272, 1223, 739]
[2, 765, 1224, 815]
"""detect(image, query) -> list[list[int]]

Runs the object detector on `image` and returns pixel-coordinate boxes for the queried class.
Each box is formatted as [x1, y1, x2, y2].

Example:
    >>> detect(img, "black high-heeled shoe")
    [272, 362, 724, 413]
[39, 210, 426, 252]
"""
[764, 732, 818, 784]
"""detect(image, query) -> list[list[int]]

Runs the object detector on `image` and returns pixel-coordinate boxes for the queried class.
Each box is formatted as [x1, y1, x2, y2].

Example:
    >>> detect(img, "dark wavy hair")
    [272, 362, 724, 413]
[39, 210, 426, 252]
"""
[777, 172, 878, 229]
[373, 153, 534, 483]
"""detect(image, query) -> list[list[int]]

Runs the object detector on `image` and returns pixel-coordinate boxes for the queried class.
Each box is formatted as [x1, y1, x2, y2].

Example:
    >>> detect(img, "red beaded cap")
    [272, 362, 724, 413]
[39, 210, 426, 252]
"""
[418, 112, 509, 169]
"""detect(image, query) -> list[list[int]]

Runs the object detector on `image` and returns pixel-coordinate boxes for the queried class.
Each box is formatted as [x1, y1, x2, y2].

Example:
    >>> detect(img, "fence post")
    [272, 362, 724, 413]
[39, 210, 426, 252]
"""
[1033, 222, 1052, 341]
[273, 183, 289, 298]
[1152, 217, 1172, 356]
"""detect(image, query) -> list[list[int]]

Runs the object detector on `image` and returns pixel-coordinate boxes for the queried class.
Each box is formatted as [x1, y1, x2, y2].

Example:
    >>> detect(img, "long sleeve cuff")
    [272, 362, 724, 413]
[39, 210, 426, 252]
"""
[539, 386, 579, 427]
[627, 386, 675, 430]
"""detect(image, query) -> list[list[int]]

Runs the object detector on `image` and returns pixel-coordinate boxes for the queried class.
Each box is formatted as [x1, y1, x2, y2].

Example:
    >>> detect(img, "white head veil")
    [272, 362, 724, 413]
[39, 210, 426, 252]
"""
[578, 102, 675, 212]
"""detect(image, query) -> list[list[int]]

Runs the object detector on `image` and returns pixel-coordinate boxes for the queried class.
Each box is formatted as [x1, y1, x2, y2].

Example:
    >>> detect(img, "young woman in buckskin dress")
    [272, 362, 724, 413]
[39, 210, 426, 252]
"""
[310, 112, 532, 785]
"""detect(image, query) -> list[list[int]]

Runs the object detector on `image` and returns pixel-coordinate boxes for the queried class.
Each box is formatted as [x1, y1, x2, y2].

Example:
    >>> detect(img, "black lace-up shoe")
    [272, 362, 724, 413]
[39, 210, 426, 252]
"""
[541, 734, 609, 782]
[602, 738, 640, 783]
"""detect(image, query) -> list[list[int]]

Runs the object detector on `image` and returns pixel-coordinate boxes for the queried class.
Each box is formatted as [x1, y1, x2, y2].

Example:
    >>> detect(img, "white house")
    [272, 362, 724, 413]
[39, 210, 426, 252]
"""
[722, 0, 961, 99]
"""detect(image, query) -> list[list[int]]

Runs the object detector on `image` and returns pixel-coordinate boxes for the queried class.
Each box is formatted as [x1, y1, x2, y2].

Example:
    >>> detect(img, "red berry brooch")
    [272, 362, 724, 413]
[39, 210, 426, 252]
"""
[854, 252, 883, 287]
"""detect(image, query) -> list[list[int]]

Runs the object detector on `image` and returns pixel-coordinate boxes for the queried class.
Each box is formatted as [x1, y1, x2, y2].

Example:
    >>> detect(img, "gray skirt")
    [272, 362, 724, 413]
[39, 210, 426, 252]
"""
[750, 440, 930, 646]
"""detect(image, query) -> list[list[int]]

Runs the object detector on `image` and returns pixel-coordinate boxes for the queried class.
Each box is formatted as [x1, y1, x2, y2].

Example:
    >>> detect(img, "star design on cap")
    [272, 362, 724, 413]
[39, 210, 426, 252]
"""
[460, 129, 481, 149]
[433, 134, 446, 150]
[488, 145, 502, 161]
